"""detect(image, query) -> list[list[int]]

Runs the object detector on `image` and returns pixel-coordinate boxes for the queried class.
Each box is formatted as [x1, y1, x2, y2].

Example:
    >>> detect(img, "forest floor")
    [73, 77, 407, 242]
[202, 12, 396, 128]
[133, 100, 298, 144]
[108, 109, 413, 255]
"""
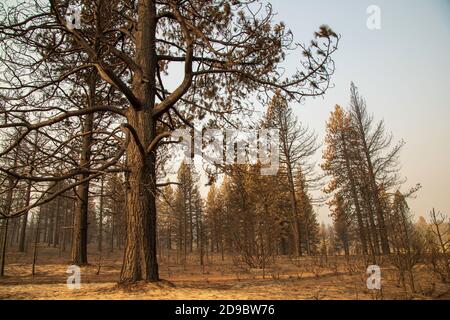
[0, 246, 449, 300]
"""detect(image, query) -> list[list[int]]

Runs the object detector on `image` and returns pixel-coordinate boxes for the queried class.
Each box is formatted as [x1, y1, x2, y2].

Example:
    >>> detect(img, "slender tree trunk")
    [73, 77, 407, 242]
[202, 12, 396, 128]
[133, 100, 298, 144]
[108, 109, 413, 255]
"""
[353, 105, 390, 255]
[286, 163, 302, 256]
[32, 211, 42, 276]
[341, 132, 368, 255]
[0, 219, 9, 277]
[18, 180, 32, 252]
[365, 155, 390, 254]
[183, 190, 188, 265]
[431, 209, 447, 254]
[53, 191, 62, 247]
[343, 237, 350, 257]
[283, 140, 303, 257]
[98, 176, 104, 253]
[61, 196, 69, 252]
[71, 169, 90, 264]
[19, 130, 38, 253]
[1, 146, 19, 276]
[47, 207, 54, 247]
[110, 208, 115, 253]
[71, 71, 96, 265]
[361, 184, 380, 255]
[43, 208, 49, 244]
[9, 217, 19, 247]
[188, 186, 193, 253]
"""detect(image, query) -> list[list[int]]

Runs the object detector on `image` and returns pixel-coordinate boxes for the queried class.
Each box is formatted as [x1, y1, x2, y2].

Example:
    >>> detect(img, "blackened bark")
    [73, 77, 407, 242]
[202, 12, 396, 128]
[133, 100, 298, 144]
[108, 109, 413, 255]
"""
[119, 0, 159, 284]
[341, 131, 368, 256]
[71, 71, 96, 265]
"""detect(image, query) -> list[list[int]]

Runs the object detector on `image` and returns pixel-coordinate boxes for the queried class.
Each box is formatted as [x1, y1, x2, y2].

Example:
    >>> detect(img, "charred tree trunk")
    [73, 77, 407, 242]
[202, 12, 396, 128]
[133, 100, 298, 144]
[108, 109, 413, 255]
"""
[341, 131, 368, 256]
[1, 182, 13, 276]
[47, 206, 54, 247]
[1, 147, 19, 276]
[53, 192, 62, 248]
[18, 130, 38, 253]
[32, 211, 42, 276]
[120, 113, 159, 282]
[98, 175, 104, 253]
[18, 180, 32, 253]
[352, 97, 390, 255]
[71, 127, 92, 264]
[71, 71, 96, 265]
[61, 196, 69, 253]
[286, 161, 302, 257]
[119, 0, 159, 284]
[0, 219, 9, 277]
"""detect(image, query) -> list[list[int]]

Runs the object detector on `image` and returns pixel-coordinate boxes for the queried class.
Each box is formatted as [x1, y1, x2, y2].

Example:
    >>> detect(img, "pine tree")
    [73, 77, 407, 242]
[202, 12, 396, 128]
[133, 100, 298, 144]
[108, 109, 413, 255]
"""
[264, 91, 319, 256]
[322, 105, 370, 256]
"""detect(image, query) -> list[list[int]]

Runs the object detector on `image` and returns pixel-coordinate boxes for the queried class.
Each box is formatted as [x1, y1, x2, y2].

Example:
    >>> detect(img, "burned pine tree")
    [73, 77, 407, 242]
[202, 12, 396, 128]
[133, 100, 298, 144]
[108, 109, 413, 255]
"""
[0, 0, 338, 284]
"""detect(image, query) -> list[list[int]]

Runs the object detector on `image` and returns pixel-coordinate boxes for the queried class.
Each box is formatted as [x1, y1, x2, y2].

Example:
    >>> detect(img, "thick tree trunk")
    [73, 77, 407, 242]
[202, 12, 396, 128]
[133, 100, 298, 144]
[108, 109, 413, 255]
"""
[119, 153, 159, 283]
[120, 109, 159, 283]
[119, 0, 159, 284]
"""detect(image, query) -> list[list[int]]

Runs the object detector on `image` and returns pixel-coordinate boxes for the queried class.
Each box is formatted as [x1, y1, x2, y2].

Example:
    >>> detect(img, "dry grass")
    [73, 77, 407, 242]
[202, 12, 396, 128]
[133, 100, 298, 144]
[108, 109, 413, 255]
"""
[0, 247, 449, 300]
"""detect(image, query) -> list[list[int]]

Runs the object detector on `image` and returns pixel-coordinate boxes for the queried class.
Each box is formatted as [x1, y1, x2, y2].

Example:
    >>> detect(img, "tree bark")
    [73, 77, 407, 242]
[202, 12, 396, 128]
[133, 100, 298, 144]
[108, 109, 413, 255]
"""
[32, 211, 42, 276]
[119, 0, 159, 284]
[341, 131, 368, 256]
[119, 110, 159, 283]
[98, 176, 104, 253]
[53, 191, 62, 247]
[0, 219, 9, 277]
[285, 149, 302, 257]
[71, 71, 96, 265]
[353, 102, 390, 255]
[19, 130, 39, 253]
[18, 180, 32, 252]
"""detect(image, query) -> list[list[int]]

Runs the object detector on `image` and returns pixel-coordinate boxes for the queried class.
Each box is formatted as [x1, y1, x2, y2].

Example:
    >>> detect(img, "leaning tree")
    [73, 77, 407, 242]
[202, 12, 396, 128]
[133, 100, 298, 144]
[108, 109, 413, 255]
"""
[0, 0, 338, 284]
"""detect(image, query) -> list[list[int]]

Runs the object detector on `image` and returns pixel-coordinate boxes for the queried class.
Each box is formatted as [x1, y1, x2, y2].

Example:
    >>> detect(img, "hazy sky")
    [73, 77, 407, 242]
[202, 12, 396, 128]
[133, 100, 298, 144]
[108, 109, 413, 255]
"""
[269, 0, 450, 223]
[5, 0, 448, 224]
